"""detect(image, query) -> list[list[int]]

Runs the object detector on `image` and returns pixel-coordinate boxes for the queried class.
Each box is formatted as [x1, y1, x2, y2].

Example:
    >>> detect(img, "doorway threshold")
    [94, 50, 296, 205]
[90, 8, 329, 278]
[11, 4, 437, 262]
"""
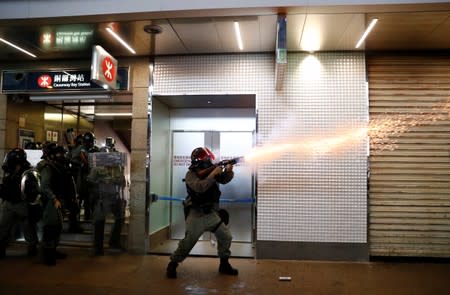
[148, 240, 255, 258]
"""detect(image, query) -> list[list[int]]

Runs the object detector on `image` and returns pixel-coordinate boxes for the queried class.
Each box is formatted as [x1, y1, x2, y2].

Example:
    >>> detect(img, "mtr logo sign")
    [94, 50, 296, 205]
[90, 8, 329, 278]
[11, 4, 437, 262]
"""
[91, 45, 118, 90]
[101, 56, 116, 82]
[37, 75, 52, 88]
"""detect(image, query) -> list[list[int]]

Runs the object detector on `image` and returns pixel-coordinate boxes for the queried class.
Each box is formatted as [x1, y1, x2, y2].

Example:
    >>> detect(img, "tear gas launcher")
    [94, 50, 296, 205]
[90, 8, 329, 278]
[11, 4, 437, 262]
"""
[196, 157, 244, 179]
[216, 157, 244, 167]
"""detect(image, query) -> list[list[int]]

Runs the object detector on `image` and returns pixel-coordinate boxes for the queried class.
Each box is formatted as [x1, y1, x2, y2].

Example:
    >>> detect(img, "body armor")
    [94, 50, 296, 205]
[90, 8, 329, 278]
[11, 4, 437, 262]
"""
[20, 168, 42, 205]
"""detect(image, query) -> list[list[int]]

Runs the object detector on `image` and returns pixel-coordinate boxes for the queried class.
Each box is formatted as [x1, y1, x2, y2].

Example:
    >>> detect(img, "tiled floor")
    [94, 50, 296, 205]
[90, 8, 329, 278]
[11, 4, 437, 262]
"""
[1, 246, 450, 295]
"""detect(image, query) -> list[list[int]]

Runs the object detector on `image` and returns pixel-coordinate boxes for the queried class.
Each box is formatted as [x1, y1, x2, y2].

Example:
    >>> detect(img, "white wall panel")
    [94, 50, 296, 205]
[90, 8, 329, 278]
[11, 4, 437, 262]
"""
[153, 52, 367, 244]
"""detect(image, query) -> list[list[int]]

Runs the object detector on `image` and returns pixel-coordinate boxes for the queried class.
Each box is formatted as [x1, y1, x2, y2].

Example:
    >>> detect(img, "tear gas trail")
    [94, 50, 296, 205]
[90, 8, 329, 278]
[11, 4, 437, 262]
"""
[242, 100, 450, 166]
[243, 127, 366, 165]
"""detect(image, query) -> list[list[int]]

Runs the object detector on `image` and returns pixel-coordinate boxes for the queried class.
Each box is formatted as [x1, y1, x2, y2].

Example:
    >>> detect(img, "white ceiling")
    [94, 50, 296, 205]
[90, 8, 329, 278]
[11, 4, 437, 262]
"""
[0, 3, 449, 61]
[0, 3, 449, 112]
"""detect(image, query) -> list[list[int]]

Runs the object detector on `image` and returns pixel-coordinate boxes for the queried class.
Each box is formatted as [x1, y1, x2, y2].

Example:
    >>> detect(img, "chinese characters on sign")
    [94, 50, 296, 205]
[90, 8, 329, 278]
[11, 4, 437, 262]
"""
[37, 72, 91, 89]
[1, 68, 129, 93]
[53, 73, 90, 88]
[40, 24, 94, 50]
[55, 31, 92, 48]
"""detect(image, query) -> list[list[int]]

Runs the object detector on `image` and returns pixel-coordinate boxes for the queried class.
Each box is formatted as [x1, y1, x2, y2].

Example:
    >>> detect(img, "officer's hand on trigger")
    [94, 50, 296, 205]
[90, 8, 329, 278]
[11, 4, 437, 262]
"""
[207, 166, 223, 179]
[225, 163, 233, 172]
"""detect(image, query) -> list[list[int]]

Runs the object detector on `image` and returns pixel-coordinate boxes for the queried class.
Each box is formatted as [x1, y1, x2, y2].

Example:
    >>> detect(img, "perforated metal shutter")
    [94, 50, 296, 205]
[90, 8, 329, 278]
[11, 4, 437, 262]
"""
[368, 55, 450, 257]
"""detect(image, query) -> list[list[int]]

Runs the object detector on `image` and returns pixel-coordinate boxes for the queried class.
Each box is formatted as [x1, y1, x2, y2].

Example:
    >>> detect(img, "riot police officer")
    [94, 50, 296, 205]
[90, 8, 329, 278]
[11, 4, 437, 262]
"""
[67, 134, 88, 229]
[37, 144, 71, 265]
[86, 152, 126, 256]
[166, 147, 238, 278]
[79, 131, 98, 220]
[0, 148, 39, 258]
[83, 131, 99, 153]
[99, 137, 117, 153]
[41, 142, 82, 233]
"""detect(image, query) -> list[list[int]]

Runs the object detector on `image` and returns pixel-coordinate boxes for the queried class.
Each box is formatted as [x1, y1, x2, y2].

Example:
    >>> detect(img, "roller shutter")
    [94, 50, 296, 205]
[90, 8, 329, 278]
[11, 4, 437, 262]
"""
[368, 55, 450, 257]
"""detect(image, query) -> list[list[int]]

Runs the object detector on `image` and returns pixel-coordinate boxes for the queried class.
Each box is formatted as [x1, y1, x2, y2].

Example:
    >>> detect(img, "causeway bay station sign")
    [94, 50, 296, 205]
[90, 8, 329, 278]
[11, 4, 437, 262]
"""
[1, 45, 127, 94]
[1, 68, 128, 93]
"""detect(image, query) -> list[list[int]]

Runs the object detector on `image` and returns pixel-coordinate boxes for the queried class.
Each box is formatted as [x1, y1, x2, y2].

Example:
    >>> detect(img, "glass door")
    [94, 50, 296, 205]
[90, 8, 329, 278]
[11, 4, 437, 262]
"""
[170, 131, 254, 243]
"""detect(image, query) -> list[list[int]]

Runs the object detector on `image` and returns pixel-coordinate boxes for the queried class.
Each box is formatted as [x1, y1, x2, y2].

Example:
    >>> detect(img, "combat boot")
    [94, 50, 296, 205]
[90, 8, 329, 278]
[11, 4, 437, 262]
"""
[27, 244, 38, 257]
[93, 221, 105, 256]
[0, 245, 5, 259]
[68, 224, 84, 233]
[42, 247, 56, 266]
[55, 250, 67, 259]
[166, 261, 178, 279]
[109, 219, 124, 252]
[219, 258, 238, 276]
[0, 240, 8, 259]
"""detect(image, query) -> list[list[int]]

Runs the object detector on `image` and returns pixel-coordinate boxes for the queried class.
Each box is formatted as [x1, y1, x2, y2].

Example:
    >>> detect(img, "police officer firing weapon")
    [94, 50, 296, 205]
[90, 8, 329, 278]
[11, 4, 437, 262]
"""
[166, 147, 239, 279]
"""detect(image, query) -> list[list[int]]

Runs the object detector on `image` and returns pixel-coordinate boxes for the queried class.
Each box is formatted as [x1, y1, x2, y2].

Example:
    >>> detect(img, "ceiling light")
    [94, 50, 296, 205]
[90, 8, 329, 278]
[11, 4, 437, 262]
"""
[106, 27, 136, 54]
[0, 37, 36, 58]
[44, 113, 76, 120]
[300, 29, 321, 53]
[234, 21, 243, 50]
[355, 18, 378, 49]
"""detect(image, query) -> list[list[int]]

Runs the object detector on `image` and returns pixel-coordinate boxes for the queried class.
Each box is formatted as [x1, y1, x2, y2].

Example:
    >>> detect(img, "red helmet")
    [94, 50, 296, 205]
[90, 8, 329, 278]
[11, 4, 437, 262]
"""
[190, 147, 215, 164]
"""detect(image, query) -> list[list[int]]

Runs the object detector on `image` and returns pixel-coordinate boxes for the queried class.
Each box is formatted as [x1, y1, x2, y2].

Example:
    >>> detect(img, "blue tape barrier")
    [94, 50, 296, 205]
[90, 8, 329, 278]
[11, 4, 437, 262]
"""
[158, 196, 254, 204]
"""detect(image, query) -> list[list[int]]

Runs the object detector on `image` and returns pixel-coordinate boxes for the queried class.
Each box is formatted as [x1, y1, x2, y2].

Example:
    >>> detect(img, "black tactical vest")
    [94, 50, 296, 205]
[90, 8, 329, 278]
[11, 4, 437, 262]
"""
[186, 182, 221, 212]
[0, 165, 30, 203]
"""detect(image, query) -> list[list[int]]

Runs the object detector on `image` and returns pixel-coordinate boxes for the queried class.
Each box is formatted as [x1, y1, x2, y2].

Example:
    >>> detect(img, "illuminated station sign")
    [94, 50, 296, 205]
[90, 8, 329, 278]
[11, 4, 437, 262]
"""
[40, 24, 94, 50]
[91, 45, 118, 90]
[1, 68, 128, 93]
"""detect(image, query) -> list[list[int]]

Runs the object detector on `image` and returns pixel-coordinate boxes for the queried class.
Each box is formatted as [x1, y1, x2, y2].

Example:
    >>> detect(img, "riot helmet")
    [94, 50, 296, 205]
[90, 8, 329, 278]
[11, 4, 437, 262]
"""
[41, 141, 56, 160]
[75, 134, 84, 146]
[83, 132, 95, 148]
[24, 142, 40, 149]
[47, 144, 67, 164]
[190, 147, 215, 170]
[105, 137, 115, 148]
[2, 148, 27, 172]
[99, 136, 116, 152]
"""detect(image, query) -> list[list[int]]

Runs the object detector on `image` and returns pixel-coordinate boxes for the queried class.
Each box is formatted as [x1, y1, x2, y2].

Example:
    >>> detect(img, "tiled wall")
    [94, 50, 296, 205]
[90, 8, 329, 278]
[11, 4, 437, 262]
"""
[154, 52, 367, 244]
